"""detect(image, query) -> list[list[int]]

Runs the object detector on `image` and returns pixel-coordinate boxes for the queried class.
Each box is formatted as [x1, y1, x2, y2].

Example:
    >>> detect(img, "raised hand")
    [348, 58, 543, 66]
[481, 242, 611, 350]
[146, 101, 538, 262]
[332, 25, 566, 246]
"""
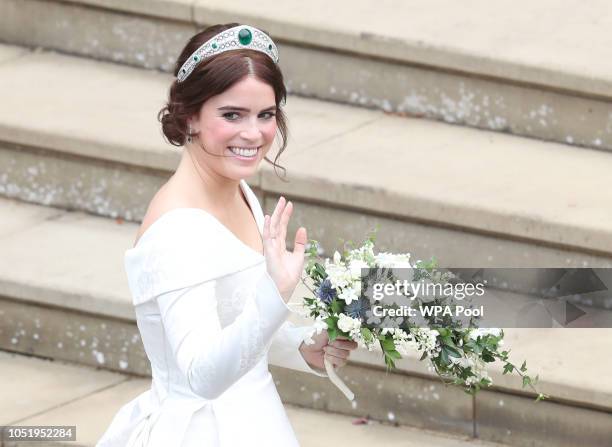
[263, 196, 307, 302]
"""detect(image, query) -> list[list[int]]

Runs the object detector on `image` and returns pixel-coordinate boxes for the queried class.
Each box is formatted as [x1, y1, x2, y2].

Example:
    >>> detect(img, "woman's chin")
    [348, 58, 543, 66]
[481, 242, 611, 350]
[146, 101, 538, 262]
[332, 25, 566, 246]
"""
[224, 160, 262, 180]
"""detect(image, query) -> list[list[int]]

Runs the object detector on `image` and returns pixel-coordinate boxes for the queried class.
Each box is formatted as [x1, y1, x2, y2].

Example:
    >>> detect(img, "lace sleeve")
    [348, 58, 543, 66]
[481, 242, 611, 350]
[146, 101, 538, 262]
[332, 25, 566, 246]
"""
[157, 271, 290, 399]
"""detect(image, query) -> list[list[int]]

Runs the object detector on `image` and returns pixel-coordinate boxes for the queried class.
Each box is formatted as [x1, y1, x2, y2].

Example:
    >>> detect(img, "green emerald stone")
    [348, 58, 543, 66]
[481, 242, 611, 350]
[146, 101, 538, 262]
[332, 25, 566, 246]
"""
[212, 42, 218, 49]
[268, 44, 272, 50]
[193, 55, 199, 61]
[238, 28, 252, 45]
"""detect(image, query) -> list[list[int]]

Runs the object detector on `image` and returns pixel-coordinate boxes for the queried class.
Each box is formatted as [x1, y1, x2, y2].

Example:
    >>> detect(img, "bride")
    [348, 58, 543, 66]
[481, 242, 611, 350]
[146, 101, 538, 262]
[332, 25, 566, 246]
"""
[97, 23, 358, 446]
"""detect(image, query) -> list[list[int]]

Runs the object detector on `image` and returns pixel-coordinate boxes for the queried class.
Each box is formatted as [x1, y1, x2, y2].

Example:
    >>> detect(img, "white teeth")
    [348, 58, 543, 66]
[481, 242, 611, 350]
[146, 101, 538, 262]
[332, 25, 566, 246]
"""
[229, 146, 259, 157]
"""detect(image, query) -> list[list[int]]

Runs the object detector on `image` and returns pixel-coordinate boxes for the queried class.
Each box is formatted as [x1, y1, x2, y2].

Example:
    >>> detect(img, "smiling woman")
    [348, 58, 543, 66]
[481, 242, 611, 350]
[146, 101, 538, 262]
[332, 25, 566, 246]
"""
[96, 23, 358, 447]
[157, 23, 289, 180]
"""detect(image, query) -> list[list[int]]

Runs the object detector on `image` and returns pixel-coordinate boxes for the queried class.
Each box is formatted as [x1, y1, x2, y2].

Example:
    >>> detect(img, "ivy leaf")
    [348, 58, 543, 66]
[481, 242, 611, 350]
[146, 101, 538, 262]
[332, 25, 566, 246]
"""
[482, 351, 495, 362]
[437, 328, 450, 337]
[384, 353, 396, 370]
[325, 316, 338, 342]
[327, 326, 338, 342]
[386, 349, 402, 360]
[443, 345, 462, 358]
[520, 360, 527, 372]
[503, 363, 514, 375]
[381, 337, 395, 352]
[360, 328, 373, 343]
[439, 348, 450, 366]
[330, 298, 342, 314]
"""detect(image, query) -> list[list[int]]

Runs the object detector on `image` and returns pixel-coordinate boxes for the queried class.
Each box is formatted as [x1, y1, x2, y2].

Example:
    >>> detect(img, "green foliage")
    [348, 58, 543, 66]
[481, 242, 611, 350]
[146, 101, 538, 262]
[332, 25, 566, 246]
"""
[325, 316, 338, 342]
[330, 298, 343, 315]
[302, 235, 548, 402]
[442, 344, 462, 358]
[439, 347, 451, 366]
[360, 328, 374, 344]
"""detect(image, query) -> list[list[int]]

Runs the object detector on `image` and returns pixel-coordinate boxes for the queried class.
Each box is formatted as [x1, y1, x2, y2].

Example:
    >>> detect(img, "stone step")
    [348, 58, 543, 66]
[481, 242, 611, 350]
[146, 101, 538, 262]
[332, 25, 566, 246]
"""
[0, 351, 509, 447]
[0, 44, 611, 270]
[1, 0, 611, 151]
[0, 197, 611, 447]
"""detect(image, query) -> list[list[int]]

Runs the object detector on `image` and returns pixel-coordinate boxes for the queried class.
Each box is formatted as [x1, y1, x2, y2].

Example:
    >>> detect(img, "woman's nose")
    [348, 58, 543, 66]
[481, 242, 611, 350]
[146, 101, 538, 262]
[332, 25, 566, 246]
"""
[239, 119, 263, 140]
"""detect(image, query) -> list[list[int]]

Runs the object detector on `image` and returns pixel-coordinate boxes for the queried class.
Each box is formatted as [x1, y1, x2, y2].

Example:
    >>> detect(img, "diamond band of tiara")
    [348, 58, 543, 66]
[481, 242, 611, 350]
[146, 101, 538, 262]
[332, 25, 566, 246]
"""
[177, 25, 279, 83]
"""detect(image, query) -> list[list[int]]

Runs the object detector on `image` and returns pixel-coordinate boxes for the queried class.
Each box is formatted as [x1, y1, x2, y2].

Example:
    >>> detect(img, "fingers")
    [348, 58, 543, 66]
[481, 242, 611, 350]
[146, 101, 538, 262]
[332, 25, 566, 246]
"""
[324, 345, 349, 358]
[292, 226, 307, 264]
[294, 226, 307, 248]
[325, 352, 347, 368]
[269, 196, 286, 240]
[278, 200, 293, 250]
[267, 197, 309, 260]
[330, 339, 359, 350]
[324, 340, 358, 368]
[263, 214, 270, 240]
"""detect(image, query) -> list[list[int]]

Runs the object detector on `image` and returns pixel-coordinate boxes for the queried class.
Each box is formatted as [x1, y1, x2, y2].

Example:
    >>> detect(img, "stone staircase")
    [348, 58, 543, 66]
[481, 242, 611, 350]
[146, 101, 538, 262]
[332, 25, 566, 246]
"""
[1, 0, 611, 153]
[1, 352, 510, 447]
[1, 1, 611, 446]
[2, 196, 612, 447]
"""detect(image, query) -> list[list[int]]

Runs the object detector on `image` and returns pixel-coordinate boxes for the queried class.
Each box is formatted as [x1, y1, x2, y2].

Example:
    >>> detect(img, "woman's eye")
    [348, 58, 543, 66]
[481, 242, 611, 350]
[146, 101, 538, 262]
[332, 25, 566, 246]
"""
[223, 112, 276, 121]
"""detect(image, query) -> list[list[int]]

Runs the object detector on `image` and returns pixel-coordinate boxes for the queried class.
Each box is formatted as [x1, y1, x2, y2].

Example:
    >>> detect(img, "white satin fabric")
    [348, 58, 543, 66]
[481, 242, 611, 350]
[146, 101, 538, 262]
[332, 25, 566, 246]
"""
[97, 180, 325, 447]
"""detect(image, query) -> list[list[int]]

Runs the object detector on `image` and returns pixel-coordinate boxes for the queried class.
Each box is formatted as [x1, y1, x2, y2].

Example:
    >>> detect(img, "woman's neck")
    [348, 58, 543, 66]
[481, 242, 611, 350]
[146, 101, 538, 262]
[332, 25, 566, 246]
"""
[172, 146, 241, 210]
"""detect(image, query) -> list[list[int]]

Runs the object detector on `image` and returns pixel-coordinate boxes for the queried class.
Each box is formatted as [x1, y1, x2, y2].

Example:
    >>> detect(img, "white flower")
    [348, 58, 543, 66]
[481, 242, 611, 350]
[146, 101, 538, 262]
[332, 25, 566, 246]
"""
[411, 328, 440, 357]
[338, 286, 359, 305]
[348, 259, 369, 280]
[452, 352, 491, 386]
[333, 250, 342, 265]
[337, 313, 361, 332]
[347, 241, 376, 265]
[375, 252, 411, 268]
[449, 355, 474, 368]
[325, 259, 350, 290]
[313, 317, 328, 334]
[395, 338, 419, 356]
[468, 328, 501, 341]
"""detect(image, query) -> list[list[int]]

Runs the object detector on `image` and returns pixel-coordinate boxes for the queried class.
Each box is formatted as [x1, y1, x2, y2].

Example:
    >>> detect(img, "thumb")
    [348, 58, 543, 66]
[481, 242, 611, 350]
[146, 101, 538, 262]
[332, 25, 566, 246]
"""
[293, 227, 307, 256]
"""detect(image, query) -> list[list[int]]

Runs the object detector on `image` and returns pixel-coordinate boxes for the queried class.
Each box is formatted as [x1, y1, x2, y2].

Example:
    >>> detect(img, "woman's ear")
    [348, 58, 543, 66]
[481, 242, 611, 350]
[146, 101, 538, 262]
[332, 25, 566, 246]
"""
[186, 117, 201, 144]
[187, 117, 198, 133]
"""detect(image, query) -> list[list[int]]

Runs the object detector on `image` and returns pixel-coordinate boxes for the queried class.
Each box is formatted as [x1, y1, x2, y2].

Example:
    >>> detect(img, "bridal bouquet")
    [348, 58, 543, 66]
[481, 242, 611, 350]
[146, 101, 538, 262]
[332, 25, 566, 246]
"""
[301, 232, 547, 402]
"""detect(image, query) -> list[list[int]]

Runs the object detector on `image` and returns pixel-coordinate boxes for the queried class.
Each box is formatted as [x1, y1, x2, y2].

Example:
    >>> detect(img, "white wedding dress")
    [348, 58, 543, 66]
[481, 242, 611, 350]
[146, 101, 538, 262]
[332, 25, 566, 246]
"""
[97, 180, 326, 447]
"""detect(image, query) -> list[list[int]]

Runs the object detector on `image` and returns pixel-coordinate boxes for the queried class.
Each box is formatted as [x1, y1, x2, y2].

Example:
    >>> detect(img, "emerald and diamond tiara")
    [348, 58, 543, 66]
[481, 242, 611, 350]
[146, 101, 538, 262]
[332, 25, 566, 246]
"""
[177, 25, 279, 83]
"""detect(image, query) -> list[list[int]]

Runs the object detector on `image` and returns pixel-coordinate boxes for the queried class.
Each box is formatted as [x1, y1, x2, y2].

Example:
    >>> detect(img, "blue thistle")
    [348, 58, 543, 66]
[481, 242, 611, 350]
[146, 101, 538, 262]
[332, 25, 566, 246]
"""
[317, 278, 336, 304]
[345, 298, 369, 319]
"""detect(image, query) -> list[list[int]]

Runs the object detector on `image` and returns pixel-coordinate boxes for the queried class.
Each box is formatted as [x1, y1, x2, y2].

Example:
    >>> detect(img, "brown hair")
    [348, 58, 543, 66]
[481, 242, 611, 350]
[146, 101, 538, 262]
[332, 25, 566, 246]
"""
[158, 23, 288, 179]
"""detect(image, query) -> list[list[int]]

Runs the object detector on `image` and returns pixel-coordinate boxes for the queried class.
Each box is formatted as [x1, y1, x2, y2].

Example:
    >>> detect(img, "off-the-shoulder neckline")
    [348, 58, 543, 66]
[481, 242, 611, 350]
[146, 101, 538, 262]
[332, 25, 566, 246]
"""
[126, 180, 264, 258]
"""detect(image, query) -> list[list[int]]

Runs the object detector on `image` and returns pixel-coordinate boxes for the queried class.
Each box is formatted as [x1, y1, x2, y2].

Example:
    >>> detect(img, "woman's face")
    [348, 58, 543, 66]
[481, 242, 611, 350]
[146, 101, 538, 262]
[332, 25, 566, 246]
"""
[191, 75, 278, 182]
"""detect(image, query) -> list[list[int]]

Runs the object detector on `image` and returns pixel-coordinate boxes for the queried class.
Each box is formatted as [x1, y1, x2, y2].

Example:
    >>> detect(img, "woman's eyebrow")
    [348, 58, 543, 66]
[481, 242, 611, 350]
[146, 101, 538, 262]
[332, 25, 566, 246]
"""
[217, 105, 276, 112]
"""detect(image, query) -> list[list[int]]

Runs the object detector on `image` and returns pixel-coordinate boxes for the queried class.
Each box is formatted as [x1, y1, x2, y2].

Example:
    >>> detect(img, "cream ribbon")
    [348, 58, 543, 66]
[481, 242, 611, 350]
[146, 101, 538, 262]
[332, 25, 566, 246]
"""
[324, 357, 355, 401]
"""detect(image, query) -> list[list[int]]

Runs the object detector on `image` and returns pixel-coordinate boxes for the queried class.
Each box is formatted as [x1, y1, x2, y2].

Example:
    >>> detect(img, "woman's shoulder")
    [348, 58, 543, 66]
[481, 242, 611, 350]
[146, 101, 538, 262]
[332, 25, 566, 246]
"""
[133, 185, 193, 246]
[126, 214, 255, 305]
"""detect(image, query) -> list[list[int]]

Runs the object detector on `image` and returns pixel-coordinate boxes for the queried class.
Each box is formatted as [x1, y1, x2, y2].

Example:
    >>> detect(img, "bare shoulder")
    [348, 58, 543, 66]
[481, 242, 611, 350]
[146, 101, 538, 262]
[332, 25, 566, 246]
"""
[133, 183, 196, 247]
